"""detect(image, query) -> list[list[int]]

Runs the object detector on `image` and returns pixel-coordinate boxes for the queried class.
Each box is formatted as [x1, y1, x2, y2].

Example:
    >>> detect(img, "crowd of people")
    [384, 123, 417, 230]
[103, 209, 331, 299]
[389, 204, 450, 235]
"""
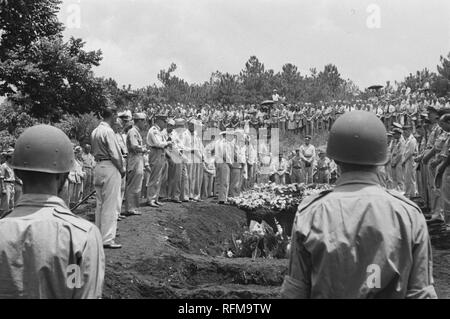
[2, 90, 450, 247]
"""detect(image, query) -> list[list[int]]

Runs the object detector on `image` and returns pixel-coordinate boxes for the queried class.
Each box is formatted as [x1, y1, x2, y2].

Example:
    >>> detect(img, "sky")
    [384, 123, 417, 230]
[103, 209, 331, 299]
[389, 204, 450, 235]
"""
[58, 0, 450, 90]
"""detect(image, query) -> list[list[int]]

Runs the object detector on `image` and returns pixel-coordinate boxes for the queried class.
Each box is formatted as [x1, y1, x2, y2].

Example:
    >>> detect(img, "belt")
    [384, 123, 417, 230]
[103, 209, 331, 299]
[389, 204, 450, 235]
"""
[4, 180, 15, 183]
[293, 166, 301, 169]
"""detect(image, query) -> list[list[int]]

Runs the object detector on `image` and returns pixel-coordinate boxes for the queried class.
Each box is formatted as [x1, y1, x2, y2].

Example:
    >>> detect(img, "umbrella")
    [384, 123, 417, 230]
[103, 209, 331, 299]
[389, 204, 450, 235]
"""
[261, 100, 275, 106]
[367, 85, 383, 91]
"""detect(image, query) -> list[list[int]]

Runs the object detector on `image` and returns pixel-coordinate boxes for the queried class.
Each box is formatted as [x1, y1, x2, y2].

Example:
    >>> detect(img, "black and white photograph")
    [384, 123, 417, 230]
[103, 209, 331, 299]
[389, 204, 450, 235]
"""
[1, 0, 450, 304]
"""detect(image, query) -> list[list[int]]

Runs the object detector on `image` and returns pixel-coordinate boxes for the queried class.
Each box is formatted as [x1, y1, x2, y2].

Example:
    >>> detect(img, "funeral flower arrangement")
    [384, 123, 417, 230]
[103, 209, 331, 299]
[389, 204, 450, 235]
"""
[229, 183, 333, 214]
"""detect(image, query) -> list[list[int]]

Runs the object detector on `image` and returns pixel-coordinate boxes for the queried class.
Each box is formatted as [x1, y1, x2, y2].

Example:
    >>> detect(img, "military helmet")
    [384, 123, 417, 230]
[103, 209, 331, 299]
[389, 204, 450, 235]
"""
[326, 111, 388, 166]
[12, 125, 74, 173]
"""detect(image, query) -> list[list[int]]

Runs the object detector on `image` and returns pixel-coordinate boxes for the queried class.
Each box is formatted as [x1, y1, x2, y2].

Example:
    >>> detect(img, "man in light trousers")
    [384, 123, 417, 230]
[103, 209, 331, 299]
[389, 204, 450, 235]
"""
[124, 113, 146, 215]
[91, 107, 125, 249]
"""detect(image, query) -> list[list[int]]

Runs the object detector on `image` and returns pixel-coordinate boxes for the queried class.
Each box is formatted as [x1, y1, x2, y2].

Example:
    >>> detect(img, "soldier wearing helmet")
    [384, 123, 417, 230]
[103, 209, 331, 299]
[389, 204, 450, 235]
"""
[0, 125, 105, 298]
[282, 111, 436, 299]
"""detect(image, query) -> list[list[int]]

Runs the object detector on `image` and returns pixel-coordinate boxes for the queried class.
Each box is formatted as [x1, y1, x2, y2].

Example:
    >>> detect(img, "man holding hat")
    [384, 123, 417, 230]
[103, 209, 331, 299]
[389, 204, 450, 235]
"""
[299, 136, 316, 184]
[124, 112, 147, 215]
[146, 114, 172, 207]
[282, 111, 436, 299]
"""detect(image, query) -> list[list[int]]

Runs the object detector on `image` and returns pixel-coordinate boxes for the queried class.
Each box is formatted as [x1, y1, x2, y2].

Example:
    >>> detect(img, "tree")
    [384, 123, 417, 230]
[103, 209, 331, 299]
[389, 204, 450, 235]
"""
[0, 0, 63, 58]
[157, 63, 190, 103]
[0, 0, 108, 121]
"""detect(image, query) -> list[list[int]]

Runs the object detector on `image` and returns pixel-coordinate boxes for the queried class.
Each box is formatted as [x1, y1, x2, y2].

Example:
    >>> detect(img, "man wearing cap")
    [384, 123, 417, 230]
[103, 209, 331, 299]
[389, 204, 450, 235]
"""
[146, 114, 172, 207]
[229, 130, 246, 196]
[391, 128, 405, 192]
[402, 125, 418, 198]
[215, 130, 234, 204]
[124, 113, 147, 215]
[160, 118, 175, 201]
[273, 153, 289, 185]
[186, 119, 204, 202]
[0, 148, 15, 214]
[91, 107, 125, 249]
[290, 149, 304, 184]
[282, 111, 436, 299]
[299, 136, 316, 184]
[168, 118, 188, 203]
[114, 114, 131, 219]
[0, 125, 104, 298]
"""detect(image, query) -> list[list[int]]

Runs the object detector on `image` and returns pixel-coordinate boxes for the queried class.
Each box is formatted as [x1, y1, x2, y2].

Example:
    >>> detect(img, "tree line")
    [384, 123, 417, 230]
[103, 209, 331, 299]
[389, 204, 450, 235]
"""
[0, 0, 449, 145]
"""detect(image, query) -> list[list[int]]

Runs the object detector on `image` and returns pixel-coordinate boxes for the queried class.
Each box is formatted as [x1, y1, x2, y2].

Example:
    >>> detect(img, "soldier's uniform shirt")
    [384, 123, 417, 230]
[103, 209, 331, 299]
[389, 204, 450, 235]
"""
[0, 194, 105, 298]
[91, 122, 124, 171]
[281, 171, 436, 299]
[146, 125, 168, 149]
[299, 144, 316, 163]
[282, 172, 436, 298]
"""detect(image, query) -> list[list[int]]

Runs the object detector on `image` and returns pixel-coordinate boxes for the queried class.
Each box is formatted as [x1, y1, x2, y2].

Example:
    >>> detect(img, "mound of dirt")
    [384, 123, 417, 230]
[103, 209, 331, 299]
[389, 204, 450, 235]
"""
[77, 200, 287, 299]
[75, 199, 450, 299]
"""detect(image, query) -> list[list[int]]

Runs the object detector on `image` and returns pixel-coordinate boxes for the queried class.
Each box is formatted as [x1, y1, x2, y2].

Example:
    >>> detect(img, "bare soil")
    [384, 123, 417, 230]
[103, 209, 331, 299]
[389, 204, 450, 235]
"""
[77, 199, 450, 299]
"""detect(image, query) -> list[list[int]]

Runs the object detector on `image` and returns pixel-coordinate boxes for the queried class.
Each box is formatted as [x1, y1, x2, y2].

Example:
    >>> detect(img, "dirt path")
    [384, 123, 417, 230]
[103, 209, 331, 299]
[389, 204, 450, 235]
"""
[77, 199, 450, 299]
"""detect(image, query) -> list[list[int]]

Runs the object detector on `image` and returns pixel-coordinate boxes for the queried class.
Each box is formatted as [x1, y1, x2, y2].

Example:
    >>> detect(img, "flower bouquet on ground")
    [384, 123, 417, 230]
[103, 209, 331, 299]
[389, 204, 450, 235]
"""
[229, 183, 333, 236]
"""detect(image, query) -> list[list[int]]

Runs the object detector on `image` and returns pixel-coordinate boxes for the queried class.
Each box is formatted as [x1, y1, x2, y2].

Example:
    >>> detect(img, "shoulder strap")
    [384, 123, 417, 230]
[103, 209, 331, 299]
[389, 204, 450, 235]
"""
[385, 189, 421, 212]
[297, 189, 334, 213]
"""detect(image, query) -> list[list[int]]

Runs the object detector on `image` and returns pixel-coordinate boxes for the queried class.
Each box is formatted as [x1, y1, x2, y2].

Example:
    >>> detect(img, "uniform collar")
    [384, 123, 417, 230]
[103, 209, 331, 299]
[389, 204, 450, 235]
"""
[335, 170, 381, 187]
[14, 193, 70, 210]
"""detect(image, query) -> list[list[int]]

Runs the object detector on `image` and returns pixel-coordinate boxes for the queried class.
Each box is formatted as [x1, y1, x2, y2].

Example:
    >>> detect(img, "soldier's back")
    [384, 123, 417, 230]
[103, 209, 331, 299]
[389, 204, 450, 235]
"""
[0, 194, 104, 299]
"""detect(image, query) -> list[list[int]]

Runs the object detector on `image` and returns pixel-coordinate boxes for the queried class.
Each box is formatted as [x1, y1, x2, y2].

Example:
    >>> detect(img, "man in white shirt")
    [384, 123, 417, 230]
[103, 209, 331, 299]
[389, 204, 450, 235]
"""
[299, 136, 316, 184]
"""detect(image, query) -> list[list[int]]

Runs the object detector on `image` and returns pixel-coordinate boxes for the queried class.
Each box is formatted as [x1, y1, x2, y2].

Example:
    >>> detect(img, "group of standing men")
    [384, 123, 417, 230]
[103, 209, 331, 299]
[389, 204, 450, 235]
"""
[380, 105, 450, 224]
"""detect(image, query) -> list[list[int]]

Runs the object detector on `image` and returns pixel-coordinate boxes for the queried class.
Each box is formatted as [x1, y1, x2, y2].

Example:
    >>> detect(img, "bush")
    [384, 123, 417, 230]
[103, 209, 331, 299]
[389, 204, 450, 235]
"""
[54, 112, 100, 145]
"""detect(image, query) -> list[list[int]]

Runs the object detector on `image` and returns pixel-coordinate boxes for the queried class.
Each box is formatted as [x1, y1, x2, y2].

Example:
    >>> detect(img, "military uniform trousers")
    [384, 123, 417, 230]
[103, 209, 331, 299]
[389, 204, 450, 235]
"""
[167, 159, 182, 201]
[273, 173, 286, 185]
[201, 171, 214, 199]
[94, 160, 121, 245]
[147, 148, 165, 202]
[392, 164, 405, 192]
[303, 163, 313, 184]
[404, 159, 417, 198]
[229, 165, 243, 197]
[187, 162, 203, 200]
[68, 181, 83, 205]
[316, 169, 330, 184]
[217, 163, 231, 202]
[1, 182, 15, 213]
[291, 167, 303, 184]
[83, 167, 94, 196]
[125, 154, 144, 213]
[159, 159, 169, 198]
